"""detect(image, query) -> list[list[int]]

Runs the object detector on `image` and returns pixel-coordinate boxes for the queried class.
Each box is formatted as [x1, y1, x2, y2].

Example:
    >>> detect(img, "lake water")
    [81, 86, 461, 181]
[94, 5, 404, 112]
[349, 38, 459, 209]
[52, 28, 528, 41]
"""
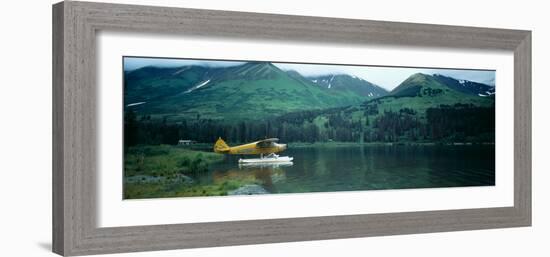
[202, 144, 495, 194]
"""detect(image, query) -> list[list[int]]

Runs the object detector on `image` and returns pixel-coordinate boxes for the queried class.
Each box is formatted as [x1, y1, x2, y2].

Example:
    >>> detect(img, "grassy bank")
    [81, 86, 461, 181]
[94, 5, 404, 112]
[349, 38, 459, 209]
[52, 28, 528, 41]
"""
[124, 144, 224, 177]
[287, 141, 495, 148]
[124, 176, 260, 199]
[124, 145, 255, 199]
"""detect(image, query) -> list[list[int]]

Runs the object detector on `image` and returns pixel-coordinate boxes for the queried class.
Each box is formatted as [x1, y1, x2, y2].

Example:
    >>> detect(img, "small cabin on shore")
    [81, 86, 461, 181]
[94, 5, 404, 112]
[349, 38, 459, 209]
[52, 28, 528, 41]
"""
[177, 139, 197, 146]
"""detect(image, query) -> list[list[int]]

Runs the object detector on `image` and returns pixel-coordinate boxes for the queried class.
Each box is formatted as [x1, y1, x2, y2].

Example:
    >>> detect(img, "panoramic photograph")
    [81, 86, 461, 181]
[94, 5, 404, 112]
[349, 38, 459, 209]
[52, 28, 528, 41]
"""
[123, 56, 496, 199]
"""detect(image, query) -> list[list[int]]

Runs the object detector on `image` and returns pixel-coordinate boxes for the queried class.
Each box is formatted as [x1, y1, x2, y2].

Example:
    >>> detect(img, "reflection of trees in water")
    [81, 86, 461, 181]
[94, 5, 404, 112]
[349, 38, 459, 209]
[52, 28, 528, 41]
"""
[423, 146, 495, 187]
[206, 145, 494, 193]
[359, 146, 494, 189]
[211, 165, 288, 193]
[358, 146, 432, 189]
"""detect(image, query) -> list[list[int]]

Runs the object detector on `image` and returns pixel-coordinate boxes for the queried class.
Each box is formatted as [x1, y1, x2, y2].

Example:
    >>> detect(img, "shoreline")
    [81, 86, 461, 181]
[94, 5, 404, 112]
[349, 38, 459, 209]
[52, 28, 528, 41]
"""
[183, 141, 495, 151]
[288, 141, 495, 148]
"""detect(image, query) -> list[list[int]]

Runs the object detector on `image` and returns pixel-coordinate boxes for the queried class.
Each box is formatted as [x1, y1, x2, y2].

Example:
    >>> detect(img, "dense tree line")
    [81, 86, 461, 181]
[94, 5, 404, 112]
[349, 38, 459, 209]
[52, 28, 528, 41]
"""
[426, 104, 495, 142]
[124, 103, 495, 147]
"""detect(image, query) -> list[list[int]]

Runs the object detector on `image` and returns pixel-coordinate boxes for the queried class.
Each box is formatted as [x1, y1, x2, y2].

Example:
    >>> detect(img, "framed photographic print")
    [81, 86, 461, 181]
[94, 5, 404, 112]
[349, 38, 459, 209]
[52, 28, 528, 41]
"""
[122, 56, 497, 199]
[53, 1, 531, 256]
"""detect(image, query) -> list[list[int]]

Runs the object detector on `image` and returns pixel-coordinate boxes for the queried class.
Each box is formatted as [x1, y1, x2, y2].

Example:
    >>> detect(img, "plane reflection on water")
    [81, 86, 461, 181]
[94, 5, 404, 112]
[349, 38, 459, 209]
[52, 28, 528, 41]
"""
[211, 162, 293, 193]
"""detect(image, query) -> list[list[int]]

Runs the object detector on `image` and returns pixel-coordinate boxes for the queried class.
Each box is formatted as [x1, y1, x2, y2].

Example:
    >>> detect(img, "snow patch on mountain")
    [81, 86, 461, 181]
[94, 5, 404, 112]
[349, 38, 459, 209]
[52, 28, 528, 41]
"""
[478, 91, 495, 97]
[328, 75, 335, 89]
[172, 67, 190, 76]
[184, 79, 211, 93]
[127, 102, 146, 107]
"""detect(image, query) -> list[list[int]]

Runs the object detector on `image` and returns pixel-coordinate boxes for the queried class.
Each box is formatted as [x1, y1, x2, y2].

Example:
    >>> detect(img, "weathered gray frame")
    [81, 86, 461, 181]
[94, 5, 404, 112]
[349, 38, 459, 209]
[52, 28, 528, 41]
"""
[52, 1, 531, 256]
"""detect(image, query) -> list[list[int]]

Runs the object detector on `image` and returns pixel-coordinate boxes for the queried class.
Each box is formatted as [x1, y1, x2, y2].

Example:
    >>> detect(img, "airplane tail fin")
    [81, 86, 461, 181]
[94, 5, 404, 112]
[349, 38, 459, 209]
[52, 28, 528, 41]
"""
[214, 137, 230, 153]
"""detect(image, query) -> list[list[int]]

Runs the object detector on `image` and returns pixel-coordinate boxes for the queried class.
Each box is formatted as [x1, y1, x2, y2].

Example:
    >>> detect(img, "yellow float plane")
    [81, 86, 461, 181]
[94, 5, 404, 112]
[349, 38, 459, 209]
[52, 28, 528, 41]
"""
[214, 137, 293, 164]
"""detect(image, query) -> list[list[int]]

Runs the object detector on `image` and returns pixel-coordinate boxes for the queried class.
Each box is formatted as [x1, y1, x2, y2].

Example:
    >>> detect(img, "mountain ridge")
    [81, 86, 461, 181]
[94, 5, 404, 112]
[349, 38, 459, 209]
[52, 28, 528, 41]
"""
[125, 65, 494, 123]
[125, 62, 384, 121]
[307, 74, 388, 98]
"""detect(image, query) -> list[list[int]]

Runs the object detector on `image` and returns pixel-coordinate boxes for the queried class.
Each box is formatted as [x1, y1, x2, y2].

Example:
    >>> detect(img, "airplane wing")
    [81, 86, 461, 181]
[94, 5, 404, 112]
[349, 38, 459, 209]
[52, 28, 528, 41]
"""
[256, 138, 279, 148]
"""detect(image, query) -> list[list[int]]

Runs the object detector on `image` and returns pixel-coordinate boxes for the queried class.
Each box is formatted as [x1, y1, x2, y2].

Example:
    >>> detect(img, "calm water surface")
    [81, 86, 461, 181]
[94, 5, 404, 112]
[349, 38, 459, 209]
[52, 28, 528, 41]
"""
[200, 145, 495, 194]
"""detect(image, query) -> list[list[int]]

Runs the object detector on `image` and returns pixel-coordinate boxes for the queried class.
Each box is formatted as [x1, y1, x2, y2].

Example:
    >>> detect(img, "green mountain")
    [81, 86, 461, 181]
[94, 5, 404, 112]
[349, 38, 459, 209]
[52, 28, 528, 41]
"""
[124, 62, 384, 122]
[431, 74, 495, 97]
[375, 73, 494, 113]
[307, 74, 388, 98]
[124, 65, 215, 104]
[390, 73, 494, 98]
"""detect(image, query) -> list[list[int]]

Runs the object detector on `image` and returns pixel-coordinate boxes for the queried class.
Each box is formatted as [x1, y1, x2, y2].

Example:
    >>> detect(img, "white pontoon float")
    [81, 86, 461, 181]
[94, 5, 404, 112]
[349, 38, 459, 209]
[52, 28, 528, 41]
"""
[238, 161, 294, 168]
[238, 153, 293, 164]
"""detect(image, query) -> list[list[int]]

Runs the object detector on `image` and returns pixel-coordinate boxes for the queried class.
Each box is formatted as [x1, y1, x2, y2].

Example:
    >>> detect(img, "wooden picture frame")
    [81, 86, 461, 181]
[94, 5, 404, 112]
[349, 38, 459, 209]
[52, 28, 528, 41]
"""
[52, 1, 531, 256]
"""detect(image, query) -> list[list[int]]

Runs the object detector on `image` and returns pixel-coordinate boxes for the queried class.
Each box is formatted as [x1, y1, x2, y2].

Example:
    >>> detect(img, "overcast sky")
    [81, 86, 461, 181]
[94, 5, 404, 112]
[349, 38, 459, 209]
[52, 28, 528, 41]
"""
[124, 57, 495, 91]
